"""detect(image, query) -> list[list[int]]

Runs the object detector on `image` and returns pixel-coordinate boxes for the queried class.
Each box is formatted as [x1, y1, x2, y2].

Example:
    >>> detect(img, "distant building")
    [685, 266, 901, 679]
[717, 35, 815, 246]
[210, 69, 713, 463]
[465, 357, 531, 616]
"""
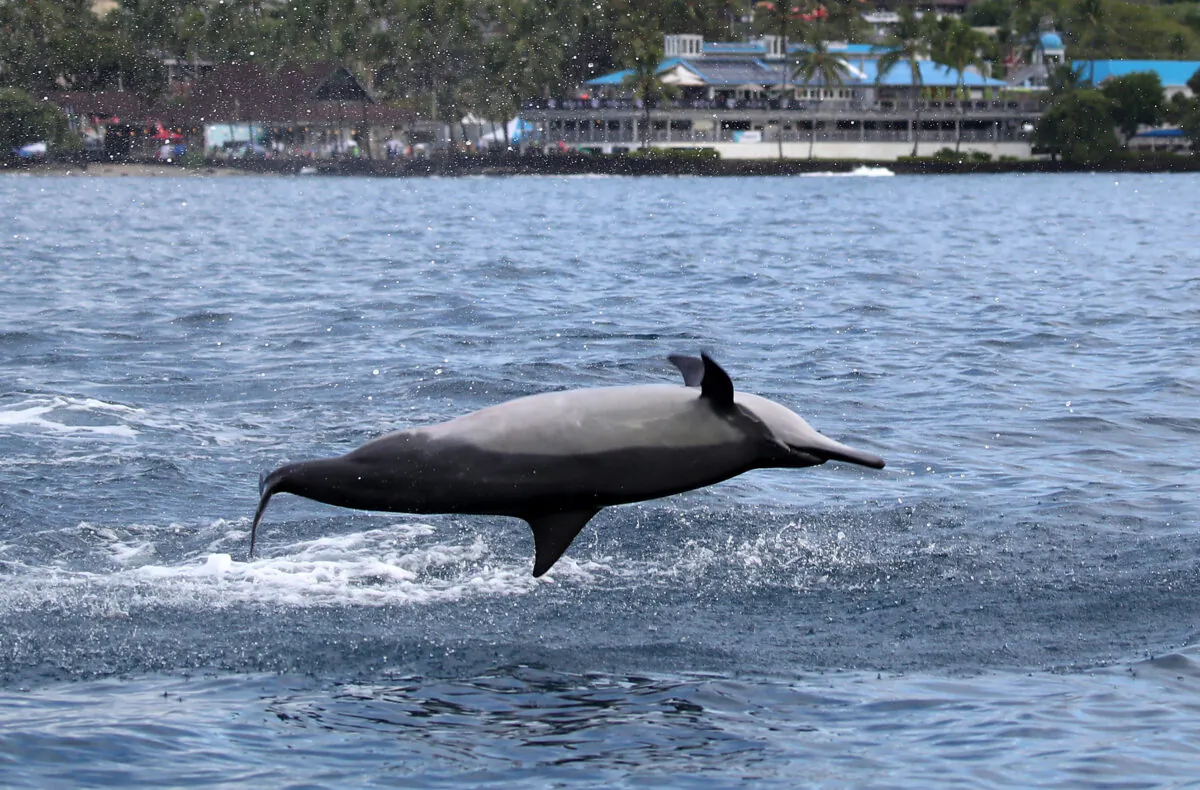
[52, 63, 418, 161]
[522, 33, 1042, 160]
[1076, 60, 1200, 99]
[1079, 59, 1200, 149]
[1007, 32, 1067, 88]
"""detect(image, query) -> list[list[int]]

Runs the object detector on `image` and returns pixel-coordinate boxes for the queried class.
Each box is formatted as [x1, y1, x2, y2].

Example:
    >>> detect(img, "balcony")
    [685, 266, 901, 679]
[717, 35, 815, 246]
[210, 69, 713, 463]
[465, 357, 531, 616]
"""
[522, 96, 1048, 117]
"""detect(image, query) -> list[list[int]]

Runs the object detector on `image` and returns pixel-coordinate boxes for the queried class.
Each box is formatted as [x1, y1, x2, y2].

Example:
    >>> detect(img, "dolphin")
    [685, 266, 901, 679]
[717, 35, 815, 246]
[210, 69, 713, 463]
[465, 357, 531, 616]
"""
[251, 354, 884, 576]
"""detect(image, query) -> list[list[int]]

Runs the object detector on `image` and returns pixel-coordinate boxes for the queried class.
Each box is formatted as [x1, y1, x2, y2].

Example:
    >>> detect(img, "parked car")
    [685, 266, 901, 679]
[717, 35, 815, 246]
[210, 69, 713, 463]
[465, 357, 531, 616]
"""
[13, 142, 47, 159]
[156, 143, 186, 162]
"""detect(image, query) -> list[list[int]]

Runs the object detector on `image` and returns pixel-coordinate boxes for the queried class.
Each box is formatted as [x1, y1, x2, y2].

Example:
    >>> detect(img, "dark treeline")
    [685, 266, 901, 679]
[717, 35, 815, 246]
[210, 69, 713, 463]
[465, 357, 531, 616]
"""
[4, 0, 1200, 112]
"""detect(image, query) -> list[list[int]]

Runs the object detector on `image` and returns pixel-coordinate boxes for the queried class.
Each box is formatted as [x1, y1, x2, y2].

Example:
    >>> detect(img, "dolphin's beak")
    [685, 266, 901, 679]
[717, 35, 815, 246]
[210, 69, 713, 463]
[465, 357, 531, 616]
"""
[814, 443, 886, 469]
[796, 431, 886, 469]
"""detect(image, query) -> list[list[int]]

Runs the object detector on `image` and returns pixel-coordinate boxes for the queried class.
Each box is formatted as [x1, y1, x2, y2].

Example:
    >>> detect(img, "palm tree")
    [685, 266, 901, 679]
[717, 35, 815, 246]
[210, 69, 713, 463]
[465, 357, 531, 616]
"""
[481, 0, 564, 151]
[874, 5, 933, 157]
[931, 16, 987, 152]
[1047, 61, 1085, 97]
[793, 24, 852, 159]
[619, 26, 668, 151]
[1073, 0, 1107, 62]
[755, 0, 802, 159]
[718, 0, 744, 38]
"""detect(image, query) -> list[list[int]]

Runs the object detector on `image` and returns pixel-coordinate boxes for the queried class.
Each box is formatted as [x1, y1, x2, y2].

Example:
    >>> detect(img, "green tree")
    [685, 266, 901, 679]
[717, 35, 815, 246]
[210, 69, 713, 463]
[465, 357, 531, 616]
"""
[366, 0, 483, 124]
[794, 25, 852, 160]
[1034, 88, 1117, 164]
[1068, 0, 1108, 61]
[821, 0, 872, 44]
[931, 16, 988, 152]
[0, 0, 164, 97]
[1064, 0, 1200, 60]
[750, 0, 803, 158]
[1180, 102, 1200, 155]
[874, 5, 934, 157]
[1047, 62, 1086, 96]
[966, 0, 1011, 27]
[1173, 67, 1200, 153]
[479, 0, 564, 149]
[619, 21, 669, 150]
[0, 88, 70, 156]
[716, 0, 745, 39]
[198, 0, 277, 64]
[1100, 71, 1163, 143]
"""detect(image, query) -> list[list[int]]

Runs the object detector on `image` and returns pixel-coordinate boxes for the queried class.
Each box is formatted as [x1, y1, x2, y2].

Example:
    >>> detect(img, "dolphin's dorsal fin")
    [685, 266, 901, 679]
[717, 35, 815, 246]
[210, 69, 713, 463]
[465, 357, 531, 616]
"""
[669, 353, 736, 409]
[668, 354, 705, 387]
[526, 508, 600, 577]
[699, 353, 735, 410]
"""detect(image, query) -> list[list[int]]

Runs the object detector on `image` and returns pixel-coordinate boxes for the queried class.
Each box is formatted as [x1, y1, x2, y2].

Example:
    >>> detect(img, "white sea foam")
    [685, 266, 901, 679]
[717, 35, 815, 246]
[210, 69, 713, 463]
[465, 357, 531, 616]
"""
[0, 395, 141, 438]
[0, 518, 597, 613]
[799, 166, 895, 178]
[127, 526, 556, 607]
[0, 393, 264, 450]
[0, 510, 886, 616]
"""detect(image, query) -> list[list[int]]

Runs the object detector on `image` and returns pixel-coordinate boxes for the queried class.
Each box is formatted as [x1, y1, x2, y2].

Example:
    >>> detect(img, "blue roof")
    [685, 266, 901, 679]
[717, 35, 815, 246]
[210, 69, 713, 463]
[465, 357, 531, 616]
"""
[832, 43, 877, 56]
[1079, 60, 1200, 87]
[704, 42, 766, 54]
[586, 56, 1006, 88]
[869, 60, 1006, 87]
[786, 42, 878, 57]
[1136, 127, 1183, 138]
[587, 69, 634, 86]
[1040, 32, 1064, 50]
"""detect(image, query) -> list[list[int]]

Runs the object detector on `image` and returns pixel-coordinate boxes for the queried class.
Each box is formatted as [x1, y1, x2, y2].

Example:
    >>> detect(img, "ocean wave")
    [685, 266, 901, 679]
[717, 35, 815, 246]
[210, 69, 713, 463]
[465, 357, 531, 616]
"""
[0, 395, 141, 439]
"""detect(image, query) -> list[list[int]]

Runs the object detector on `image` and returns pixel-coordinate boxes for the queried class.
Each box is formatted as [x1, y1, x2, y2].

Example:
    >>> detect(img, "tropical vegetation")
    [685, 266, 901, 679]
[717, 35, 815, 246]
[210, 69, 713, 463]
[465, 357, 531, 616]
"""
[794, 23, 852, 159]
[0, 88, 72, 152]
[873, 6, 934, 157]
[619, 16, 672, 150]
[1033, 87, 1121, 163]
[930, 16, 989, 152]
[2, 0, 1200, 154]
[1033, 69, 1189, 162]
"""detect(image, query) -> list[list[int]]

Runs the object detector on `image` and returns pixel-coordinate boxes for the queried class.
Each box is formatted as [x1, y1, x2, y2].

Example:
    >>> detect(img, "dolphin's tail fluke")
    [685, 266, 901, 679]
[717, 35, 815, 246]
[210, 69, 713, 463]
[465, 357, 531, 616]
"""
[250, 468, 285, 558]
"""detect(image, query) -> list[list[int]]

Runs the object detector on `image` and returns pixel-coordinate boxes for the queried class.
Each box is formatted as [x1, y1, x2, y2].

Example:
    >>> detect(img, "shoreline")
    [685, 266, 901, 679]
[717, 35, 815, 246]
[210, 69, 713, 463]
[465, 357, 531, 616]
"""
[6, 154, 1200, 177]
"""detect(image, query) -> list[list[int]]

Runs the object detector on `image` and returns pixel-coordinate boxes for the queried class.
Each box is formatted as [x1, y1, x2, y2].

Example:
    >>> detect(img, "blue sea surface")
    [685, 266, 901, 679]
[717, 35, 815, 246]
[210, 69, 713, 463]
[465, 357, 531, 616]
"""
[0, 171, 1198, 787]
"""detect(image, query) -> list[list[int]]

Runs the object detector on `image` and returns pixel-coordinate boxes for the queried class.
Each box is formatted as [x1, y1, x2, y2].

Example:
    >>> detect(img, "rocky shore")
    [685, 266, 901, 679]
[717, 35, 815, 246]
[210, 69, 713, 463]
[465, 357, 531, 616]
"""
[6, 152, 1200, 177]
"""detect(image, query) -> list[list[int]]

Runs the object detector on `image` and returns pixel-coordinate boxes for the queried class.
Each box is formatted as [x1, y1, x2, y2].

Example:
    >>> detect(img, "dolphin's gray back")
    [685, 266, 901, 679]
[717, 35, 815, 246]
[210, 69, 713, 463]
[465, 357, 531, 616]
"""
[413, 384, 743, 455]
[345, 385, 768, 514]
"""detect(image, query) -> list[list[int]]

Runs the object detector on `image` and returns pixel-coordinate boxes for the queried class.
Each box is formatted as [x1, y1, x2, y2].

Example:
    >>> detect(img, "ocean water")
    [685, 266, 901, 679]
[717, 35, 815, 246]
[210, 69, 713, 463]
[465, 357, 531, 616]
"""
[1, 171, 1198, 787]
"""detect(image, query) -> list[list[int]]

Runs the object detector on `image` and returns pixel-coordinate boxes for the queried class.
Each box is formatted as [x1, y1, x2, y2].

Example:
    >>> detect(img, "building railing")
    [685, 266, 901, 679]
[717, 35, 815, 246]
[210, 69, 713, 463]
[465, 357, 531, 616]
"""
[530, 124, 1031, 146]
[523, 96, 1047, 115]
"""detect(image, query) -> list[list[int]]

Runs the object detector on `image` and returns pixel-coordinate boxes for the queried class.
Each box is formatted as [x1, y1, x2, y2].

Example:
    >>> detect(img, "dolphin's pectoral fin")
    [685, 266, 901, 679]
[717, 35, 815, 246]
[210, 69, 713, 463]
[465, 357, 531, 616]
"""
[525, 508, 601, 577]
[668, 354, 705, 387]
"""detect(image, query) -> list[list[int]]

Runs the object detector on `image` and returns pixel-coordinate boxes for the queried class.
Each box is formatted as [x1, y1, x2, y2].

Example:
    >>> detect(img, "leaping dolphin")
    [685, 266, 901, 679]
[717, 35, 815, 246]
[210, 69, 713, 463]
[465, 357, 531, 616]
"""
[251, 354, 884, 576]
